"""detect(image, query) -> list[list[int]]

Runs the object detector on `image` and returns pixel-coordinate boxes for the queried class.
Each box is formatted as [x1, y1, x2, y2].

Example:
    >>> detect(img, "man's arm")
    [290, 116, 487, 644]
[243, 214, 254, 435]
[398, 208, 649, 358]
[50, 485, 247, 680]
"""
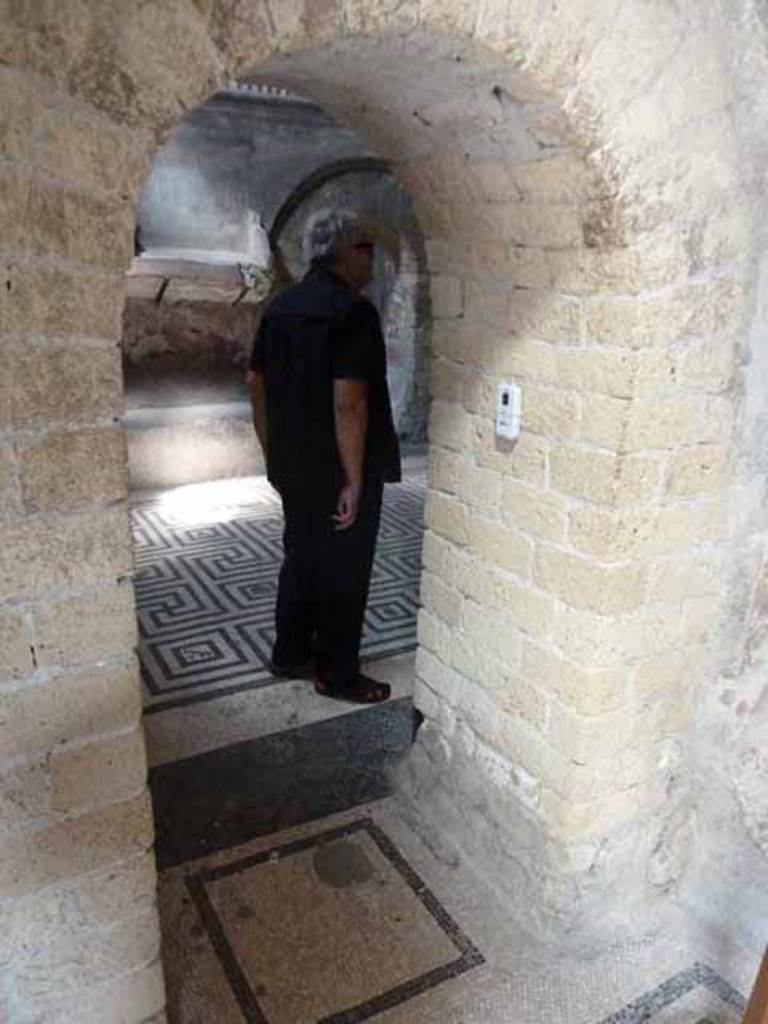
[333, 378, 368, 530]
[246, 370, 268, 455]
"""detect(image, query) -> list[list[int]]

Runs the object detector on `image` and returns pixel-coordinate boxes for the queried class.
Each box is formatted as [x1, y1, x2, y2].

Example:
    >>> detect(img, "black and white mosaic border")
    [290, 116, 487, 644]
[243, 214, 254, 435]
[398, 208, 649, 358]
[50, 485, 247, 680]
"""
[597, 961, 746, 1024]
[186, 816, 484, 1024]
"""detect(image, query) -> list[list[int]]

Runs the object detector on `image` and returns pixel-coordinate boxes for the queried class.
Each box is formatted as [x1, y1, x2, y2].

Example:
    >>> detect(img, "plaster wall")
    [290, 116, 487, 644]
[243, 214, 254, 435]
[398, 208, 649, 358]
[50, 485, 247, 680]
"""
[0, 2, 766, 1018]
[138, 87, 375, 253]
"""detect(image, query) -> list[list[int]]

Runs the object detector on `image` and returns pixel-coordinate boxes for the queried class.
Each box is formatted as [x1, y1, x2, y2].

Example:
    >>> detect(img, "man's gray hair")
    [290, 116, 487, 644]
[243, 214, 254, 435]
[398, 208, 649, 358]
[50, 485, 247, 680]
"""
[302, 209, 366, 265]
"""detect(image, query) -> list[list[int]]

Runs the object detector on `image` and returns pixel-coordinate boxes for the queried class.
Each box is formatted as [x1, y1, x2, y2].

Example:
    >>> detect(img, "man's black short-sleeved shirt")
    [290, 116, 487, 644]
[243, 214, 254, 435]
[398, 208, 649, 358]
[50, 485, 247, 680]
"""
[250, 266, 401, 493]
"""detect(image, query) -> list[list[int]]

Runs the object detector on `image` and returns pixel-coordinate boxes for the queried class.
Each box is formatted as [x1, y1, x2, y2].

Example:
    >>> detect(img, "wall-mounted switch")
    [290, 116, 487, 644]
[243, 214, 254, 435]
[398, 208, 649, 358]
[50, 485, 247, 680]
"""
[495, 382, 521, 441]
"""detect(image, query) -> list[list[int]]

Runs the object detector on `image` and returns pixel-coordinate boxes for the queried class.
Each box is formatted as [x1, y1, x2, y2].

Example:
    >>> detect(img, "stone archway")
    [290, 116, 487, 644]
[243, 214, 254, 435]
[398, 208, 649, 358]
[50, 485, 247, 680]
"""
[1, 3, 764, 1017]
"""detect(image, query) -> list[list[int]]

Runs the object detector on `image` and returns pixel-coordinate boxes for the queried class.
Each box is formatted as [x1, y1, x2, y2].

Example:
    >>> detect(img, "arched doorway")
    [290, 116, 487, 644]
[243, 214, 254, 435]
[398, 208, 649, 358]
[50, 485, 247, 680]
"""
[1, 4, 762, 1019]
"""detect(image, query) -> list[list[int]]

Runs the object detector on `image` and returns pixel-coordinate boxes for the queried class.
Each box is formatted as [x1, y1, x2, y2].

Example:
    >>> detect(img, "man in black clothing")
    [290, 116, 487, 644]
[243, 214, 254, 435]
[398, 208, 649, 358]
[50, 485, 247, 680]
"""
[247, 211, 401, 703]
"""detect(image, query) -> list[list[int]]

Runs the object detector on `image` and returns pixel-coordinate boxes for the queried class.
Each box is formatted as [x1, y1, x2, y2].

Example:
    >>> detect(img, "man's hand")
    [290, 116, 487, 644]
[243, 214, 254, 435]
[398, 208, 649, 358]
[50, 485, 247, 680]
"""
[333, 378, 367, 530]
[333, 481, 361, 530]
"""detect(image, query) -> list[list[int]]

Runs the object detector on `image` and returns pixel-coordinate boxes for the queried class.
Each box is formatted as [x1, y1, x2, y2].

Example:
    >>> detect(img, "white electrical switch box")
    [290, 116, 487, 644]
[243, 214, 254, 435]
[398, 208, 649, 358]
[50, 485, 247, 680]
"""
[495, 382, 521, 441]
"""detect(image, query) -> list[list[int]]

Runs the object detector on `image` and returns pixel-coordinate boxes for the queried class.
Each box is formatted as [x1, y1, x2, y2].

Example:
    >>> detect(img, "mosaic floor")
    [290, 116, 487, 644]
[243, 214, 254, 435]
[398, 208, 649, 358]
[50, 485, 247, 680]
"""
[158, 793, 751, 1024]
[131, 473, 425, 714]
[135, 471, 754, 1024]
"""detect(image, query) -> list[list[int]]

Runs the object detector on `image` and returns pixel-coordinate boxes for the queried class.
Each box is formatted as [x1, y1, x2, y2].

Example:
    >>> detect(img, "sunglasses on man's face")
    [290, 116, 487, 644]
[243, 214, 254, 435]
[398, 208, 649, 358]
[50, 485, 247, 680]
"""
[352, 242, 375, 254]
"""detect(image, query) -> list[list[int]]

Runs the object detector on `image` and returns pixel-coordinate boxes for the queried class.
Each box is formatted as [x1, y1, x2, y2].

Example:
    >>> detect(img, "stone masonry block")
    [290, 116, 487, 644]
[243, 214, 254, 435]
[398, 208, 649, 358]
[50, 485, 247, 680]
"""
[0, 505, 133, 601]
[0, 0, 218, 124]
[430, 358, 465, 403]
[632, 649, 688, 701]
[452, 683, 575, 799]
[420, 0, 476, 35]
[34, 581, 137, 669]
[521, 384, 579, 439]
[415, 647, 463, 705]
[664, 445, 730, 497]
[461, 599, 523, 667]
[521, 0, 626, 91]
[413, 674, 441, 719]
[461, 369, 490, 415]
[27, 86, 151, 200]
[495, 201, 584, 248]
[578, 393, 631, 449]
[417, 608, 451, 662]
[679, 594, 721, 647]
[456, 463, 502, 511]
[583, 289, 696, 349]
[427, 446, 464, 495]
[0, 851, 157, 966]
[6, 341, 124, 428]
[0, 442, 22, 521]
[556, 346, 636, 398]
[553, 232, 690, 295]
[509, 155, 603, 204]
[631, 348, 681, 398]
[486, 336, 559, 381]
[420, 529, 451, 575]
[687, 275, 747, 338]
[550, 445, 660, 506]
[547, 700, 634, 765]
[0, 662, 141, 763]
[694, 498, 728, 543]
[430, 321, 468, 364]
[448, 550, 499, 609]
[471, 159, 523, 203]
[464, 279, 512, 326]
[503, 246, 554, 290]
[501, 479, 567, 542]
[539, 784, 657, 842]
[500, 673, 550, 734]
[492, 574, 556, 642]
[0, 757, 50, 833]
[521, 639, 624, 716]
[473, 0, 547, 57]
[0, 608, 35, 682]
[622, 397, 716, 451]
[424, 237, 482, 278]
[430, 274, 464, 318]
[452, 630, 548, 733]
[1, 263, 124, 339]
[646, 552, 720, 604]
[674, 337, 735, 392]
[0, 170, 134, 271]
[467, 516, 532, 578]
[554, 603, 682, 669]
[568, 503, 697, 559]
[420, 570, 462, 627]
[13, 907, 159, 1005]
[428, 399, 472, 451]
[19, 425, 128, 513]
[473, 421, 548, 485]
[534, 544, 646, 615]
[0, 790, 153, 900]
[588, 274, 745, 347]
[509, 290, 580, 341]
[50, 729, 147, 814]
[424, 490, 468, 546]
[31, 960, 166, 1024]
[449, 632, 506, 700]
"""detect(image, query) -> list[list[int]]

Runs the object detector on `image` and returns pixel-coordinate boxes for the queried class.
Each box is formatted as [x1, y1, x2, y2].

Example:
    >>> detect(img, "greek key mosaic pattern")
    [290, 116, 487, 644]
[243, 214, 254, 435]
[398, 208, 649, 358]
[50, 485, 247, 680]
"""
[132, 475, 424, 713]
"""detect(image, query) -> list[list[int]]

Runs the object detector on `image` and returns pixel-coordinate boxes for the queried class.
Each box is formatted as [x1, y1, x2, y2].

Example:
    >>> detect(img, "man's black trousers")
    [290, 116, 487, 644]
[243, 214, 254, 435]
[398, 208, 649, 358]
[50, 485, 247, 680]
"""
[272, 481, 383, 685]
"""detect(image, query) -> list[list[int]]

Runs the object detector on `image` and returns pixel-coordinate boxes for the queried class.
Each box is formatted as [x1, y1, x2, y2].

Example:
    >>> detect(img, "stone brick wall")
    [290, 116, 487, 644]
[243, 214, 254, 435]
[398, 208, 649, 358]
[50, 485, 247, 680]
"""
[0, 1, 766, 1018]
